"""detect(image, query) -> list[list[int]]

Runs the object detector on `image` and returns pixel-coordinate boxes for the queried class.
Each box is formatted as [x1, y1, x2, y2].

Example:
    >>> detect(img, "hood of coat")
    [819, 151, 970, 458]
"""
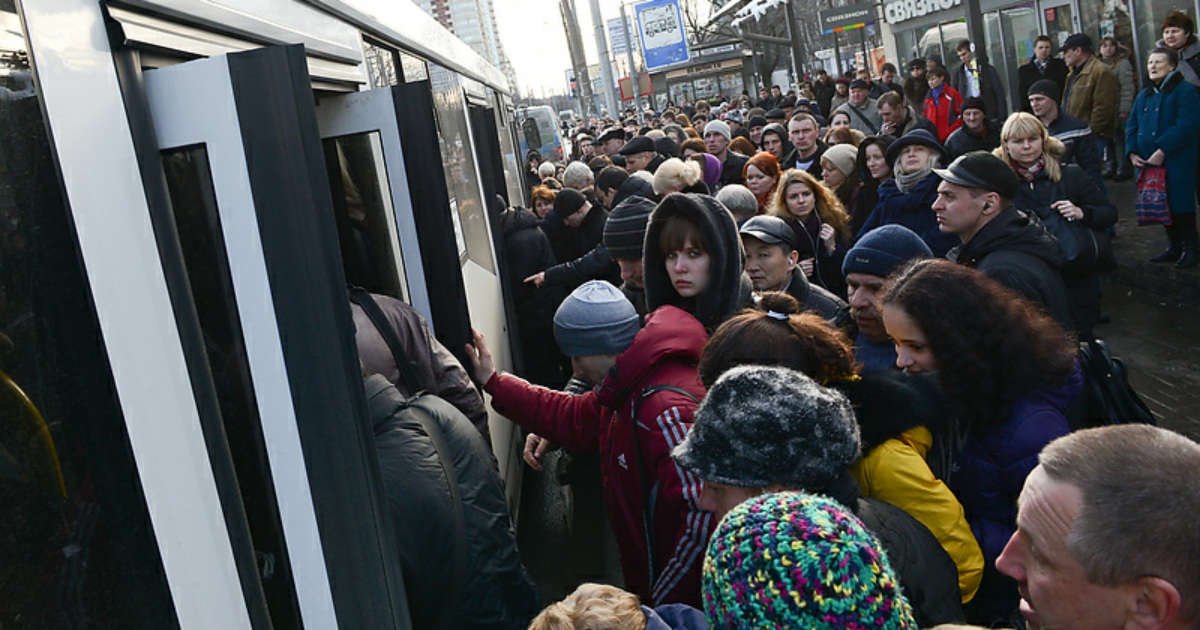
[643, 192, 748, 330]
[595, 305, 707, 408]
[948, 205, 1064, 270]
[1156, 36, 1200, 61]
[760, 122, 795, 159]
[500, 206, 541, 236]
[833, 370, 949, 453]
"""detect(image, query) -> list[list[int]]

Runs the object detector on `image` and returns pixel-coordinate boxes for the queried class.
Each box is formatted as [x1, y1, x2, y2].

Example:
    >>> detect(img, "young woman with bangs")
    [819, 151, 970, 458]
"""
[742, 152, 781, 214]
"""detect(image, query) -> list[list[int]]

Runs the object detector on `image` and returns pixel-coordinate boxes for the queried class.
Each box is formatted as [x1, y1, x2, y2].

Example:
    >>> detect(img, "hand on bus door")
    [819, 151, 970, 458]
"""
[464, 327, 497, 384]
[524, 272, 546, 287]
[523, 433, 559, 471]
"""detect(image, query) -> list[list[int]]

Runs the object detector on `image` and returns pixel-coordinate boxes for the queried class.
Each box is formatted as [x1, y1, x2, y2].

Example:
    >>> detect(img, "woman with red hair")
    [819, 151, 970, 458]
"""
[742, 152, 781, 214]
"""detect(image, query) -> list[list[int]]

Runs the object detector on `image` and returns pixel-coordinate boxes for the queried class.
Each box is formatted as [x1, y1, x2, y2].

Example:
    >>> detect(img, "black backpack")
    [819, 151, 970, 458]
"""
[1069, 338, 1156, 430]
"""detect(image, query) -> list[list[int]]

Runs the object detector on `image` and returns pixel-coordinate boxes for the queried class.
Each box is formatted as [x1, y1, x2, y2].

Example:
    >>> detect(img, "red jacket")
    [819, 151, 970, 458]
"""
[484, 306, 712, 607]
[923, 84, 963, 142]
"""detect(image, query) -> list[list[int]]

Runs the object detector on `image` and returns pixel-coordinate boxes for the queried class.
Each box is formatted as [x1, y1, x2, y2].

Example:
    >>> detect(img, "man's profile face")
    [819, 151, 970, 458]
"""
[1028, 94, 1056, 119]
[616, 258, 644, 288]
[957, 47, 973, 64]
[845, 272, 887, 343]
[625, 150, 653, 173]
[932, 181, 987, 241]
[882, 68, 896, 84]
[602, 137, 624, 156]
[879, 102, 905, 126]
[995, 467, 1133, 630]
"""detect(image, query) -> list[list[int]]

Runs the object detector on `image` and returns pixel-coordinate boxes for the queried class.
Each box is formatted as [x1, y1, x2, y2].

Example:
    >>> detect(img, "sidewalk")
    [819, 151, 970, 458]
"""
[1105, 178, 1200, 309]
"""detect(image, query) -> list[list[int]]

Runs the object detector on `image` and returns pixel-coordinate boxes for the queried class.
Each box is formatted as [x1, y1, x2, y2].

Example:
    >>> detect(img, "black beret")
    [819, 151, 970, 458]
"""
[619, 135, 655, 155]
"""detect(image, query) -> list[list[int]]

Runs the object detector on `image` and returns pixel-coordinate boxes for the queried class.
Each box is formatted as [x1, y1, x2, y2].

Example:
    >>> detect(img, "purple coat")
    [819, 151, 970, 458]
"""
[949, 365, 1082, 566]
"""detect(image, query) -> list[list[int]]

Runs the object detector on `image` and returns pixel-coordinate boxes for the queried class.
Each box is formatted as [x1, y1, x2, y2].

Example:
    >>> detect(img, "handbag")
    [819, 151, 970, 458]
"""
[1134, 165, 1172, 226]
[1068, 338, 1157, 430]
[1036, 196, 1117, 276]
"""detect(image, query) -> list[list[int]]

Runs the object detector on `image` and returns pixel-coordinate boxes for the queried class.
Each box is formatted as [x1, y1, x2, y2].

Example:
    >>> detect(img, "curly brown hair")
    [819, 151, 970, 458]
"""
[698, 292, 859, 387]
[680, 138, 707, 156]
[771, 169, 852, 241]
[880, 259, 1076, 429]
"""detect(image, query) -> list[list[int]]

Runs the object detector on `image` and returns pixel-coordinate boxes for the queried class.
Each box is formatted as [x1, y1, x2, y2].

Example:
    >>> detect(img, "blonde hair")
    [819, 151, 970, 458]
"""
[995, 112, 1066, 182]
[527, 583, 647, 630]
[653, 157, 703, 195]
[771, 169, 851, 240]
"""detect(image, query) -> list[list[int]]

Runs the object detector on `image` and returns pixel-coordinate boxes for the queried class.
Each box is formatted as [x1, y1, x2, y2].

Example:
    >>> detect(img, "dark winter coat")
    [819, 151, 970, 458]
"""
[781, 212, 848, 297]
[485, 306, 713, 608]
[717, 150, 749, 190]
[353, 293, 491, 443]
[813, 78, 837, 117]
[1017, 57, 1069, 112]
[857, 174, 960, 257]
[1047, 112, 1105, 187]
[612, 171, 658, 209]
[1157, 36, 1200, 88]
[825, 470, 966, 628]
[1127, 70, 1200, 215]
[366, 376, 540, 630]
[904, 75, 930, 110]
[543, 202, 609, 269]
[943, 119, 1001, 160]
[782, 140, 827, 180]
[951, 59, 1008, 123]
[644, 193, 753, 330]
[947, 366, 1080, 619]
[1010, 163, 1118, 336]
[947, 205, 1075, 331]
[1064, 55, 1120, 139]
[500, 208, 566, 387]
[543, 242, 620, 289]
[888, 106, 939, 138]
[781, 265, 855, 333]
[759, 123, 793, 166]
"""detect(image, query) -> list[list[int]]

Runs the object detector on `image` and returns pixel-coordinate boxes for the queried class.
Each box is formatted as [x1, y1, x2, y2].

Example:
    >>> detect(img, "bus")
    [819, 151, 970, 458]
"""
[517, 104, 564, 162]
[2, 1, 533, 627]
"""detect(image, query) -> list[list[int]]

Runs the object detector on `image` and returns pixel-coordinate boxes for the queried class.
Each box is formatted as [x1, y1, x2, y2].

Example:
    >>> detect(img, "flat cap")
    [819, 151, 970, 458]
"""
[618, 135, 655, 155]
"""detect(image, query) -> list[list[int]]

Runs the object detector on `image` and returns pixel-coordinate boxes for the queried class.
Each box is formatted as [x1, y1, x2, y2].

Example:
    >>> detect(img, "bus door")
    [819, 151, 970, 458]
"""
[314, 75, 524, 508]
[142, 44, 410, 630]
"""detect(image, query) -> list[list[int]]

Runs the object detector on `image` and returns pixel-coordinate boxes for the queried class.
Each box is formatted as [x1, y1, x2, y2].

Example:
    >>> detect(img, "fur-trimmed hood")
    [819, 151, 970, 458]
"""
[833, 370, 950, 453]
[643, 192, 751, 330]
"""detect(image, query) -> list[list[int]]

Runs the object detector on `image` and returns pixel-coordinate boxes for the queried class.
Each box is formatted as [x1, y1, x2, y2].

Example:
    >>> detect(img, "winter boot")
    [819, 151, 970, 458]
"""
[1150, 223, 1182, 263]
[1176, 215, 1199, 269]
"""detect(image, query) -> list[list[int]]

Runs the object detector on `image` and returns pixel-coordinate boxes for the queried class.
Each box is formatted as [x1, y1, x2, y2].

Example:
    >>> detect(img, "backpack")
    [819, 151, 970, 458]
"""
[1069, 338, 1156, 430]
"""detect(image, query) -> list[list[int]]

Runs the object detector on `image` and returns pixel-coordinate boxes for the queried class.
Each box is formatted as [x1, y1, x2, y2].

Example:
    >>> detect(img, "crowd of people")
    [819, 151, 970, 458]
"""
[355, 15, 1200, 630]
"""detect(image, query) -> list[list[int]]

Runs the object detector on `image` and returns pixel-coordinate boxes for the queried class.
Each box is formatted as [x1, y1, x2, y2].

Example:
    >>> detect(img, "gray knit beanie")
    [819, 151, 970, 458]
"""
[553, 280, 640, 357]
[704, 119, 732, 142]
[672, 365, 860, 489]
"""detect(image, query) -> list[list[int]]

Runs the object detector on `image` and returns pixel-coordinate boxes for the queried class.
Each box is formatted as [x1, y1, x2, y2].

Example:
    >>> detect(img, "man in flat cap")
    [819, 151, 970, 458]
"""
[932, 151, 1073, 329]
[619, 135, 657, 174]
[835, 79, 883, 135]
[597, 127, 627, 157]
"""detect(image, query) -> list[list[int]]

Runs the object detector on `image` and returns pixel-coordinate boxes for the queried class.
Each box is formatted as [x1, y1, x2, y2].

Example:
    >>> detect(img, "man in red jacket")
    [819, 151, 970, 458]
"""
[464, 280, 712, 608]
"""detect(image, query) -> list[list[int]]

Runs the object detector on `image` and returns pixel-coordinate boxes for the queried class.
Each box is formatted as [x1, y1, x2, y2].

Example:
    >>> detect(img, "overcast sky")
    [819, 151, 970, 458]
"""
[494, 0, 670, 96]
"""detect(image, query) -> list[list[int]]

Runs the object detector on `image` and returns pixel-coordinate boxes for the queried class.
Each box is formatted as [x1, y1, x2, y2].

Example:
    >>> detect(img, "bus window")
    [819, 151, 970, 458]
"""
[323, 133, 409, 300]
[0, 14, 176, 625]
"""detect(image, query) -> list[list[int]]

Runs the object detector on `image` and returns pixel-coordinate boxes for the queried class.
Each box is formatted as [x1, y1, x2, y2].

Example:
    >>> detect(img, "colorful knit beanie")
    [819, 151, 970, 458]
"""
[702, 492, 918, 630]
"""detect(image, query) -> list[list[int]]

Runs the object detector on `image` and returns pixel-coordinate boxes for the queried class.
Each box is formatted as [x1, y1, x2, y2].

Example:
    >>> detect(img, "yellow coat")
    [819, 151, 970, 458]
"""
[851, 425, 984, 602]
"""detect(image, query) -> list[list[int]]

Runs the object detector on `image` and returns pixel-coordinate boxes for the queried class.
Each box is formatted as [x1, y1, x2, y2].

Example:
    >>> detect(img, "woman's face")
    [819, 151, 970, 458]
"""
[881, 305, 938, 374]
[830, 112, 851, 127]
[1163, 26, 1190, 50]
[835, 83, 848, 95]
[784, 181, 815, 219]
[665, 237, 712, 298]
[900, 144, 932, 173]
[865, 143, 891, 181]
[928, 73, 945, 88]
[822, 162, 846, 188]
[1005, 133, 1044, 167]
[762, 133, 784, 158]
[533, 198, 553, 218]
[1147, 52, 1176, 82]
[744, 164, 777, 198]
[1100, 39, 1115, 58]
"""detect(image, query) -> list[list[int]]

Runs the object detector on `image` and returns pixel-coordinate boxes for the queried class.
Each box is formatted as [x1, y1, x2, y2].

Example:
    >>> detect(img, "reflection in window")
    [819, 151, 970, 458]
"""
[161, 147, 303, 626]
[0, 9, 177, 626]
[492, 95, 524, 206]
[362, 38, 400, 89]
[323, 133, 408, 299]
[428, 63, 495, 274]
[400, 51, 429, 83]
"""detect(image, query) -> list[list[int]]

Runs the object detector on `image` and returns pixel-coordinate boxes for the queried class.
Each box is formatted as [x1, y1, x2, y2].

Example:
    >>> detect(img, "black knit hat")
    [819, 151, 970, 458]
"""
[961, 96, 987, 115]
[933, 151, 1020, 199]
[603, 195, 655, 260]
[672, 365, 860, 490]
[765, 108, 786, 120]
[907, 58, 926, 70]
[1027, 79, 1061, 104]
[553, 188, 587, 216]
[655, 136, 680, 159]
[849, 79, 871, 91]
[748, 115, 768, 129]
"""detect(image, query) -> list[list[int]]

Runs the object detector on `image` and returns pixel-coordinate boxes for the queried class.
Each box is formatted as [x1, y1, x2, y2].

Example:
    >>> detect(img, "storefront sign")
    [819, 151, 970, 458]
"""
[819, 3, 877, 34]
[636, 0, 691, 70]
[664, 57, 742, 80]
[697, 44, 738, 57]
[884, 0, 962, 24]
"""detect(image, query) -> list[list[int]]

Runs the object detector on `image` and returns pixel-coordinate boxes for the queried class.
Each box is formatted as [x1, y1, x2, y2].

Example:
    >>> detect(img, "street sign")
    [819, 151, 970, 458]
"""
[609, 18, 629, 56]
[635, 0, 689, 71]
[819, 2, 877, 34]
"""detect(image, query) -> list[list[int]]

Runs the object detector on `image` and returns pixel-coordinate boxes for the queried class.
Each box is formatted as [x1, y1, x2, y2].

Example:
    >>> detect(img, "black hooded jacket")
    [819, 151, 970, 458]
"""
[947, 206, 1075, 331]
[611, 171, 657, 209]
[644, 193, 753, 330]
[759, 122, 794, 164]
[501, 208, 566, 386]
